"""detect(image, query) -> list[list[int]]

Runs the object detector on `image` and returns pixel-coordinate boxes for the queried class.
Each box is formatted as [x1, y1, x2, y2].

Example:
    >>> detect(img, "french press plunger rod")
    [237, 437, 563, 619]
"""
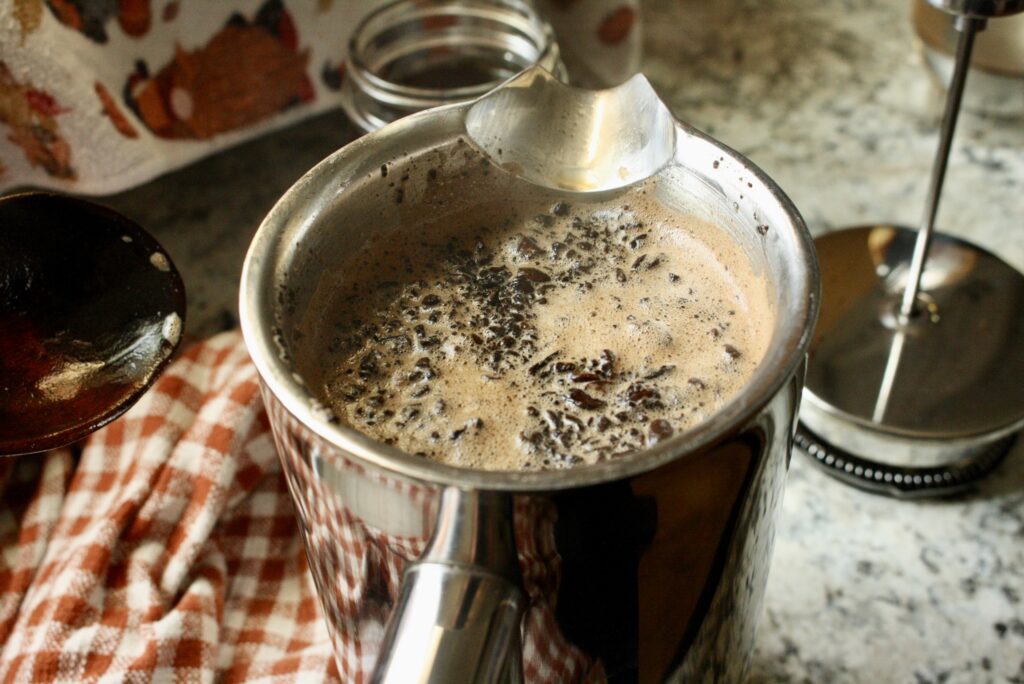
[798, 0, 1024, 497]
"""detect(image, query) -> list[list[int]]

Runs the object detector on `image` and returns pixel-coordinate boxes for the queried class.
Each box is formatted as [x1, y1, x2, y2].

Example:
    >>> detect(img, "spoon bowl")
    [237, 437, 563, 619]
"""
[0, 193, 186, 456]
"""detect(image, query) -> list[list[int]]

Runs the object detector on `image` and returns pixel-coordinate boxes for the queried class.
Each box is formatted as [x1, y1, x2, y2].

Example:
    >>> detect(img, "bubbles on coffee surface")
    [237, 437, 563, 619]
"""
[318, 182, 772, 471]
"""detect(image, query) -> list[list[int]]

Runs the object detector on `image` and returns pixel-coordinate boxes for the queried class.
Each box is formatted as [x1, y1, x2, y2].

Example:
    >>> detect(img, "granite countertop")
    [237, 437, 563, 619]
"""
[98, 0, 1024, 681]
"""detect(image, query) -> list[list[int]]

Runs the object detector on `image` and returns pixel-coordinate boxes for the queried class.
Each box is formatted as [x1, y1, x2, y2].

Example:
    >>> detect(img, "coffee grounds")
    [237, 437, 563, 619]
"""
[316, 182, 771, 472]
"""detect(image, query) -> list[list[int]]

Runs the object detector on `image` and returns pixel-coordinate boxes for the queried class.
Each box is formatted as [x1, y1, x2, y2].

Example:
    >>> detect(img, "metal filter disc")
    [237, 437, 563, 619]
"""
[799, 225, 1024, 497]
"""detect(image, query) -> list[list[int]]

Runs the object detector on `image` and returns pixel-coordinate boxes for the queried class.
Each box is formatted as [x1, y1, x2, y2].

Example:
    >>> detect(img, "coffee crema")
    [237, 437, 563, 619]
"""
[315, 182, 773, 471]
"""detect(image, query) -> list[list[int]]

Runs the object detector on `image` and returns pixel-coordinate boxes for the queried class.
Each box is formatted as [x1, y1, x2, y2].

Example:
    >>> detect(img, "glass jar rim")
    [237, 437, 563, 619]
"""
[342, 0, 562, 132]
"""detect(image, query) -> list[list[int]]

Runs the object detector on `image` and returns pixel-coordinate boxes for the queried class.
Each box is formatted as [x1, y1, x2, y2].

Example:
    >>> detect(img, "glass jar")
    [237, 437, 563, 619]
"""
[341, 0, 564, 133]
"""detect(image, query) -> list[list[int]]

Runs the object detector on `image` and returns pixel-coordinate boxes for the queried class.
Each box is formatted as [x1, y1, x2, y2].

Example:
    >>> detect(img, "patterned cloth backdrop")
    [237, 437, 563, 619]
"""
[0, 0, 641, 195]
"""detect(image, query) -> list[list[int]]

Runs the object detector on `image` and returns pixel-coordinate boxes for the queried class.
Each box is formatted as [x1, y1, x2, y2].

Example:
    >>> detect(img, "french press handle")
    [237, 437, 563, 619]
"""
[371, 488, 525, 683]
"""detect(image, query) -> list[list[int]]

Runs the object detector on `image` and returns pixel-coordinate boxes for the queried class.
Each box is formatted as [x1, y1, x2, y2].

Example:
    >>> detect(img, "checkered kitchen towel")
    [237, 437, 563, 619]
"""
[0, 332, 604, 683]
[0, 332, 335, 682]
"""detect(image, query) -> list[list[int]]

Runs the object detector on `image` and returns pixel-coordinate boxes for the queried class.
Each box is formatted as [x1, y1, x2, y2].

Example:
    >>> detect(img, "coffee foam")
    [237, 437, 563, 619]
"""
[315, 178, 773, 472]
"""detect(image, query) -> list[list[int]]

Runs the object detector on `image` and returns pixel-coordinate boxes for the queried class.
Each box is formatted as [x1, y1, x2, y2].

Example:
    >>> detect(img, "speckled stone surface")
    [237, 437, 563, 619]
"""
[91, 0, 1023, 681]
[643, 2, 1024, 682]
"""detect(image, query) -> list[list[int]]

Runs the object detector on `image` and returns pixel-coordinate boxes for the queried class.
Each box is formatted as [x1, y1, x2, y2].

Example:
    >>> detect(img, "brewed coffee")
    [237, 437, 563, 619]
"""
[314, 160, 772, 472]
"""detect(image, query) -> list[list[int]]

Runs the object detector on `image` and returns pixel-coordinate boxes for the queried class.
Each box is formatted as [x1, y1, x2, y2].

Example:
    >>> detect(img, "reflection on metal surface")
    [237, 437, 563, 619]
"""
[373, 489, 525, 684]
[266, 377, 797, 682]
[802, 225, 1024, 486]
[465, 71, 674, 193]
[241, 67, 819, 681]
[871, 327, 907, 423]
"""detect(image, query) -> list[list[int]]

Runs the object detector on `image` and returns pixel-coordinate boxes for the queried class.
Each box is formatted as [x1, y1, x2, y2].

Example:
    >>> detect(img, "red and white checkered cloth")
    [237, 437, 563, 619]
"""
[0, 332, 337, 682]
[0, 332, 605, 683]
